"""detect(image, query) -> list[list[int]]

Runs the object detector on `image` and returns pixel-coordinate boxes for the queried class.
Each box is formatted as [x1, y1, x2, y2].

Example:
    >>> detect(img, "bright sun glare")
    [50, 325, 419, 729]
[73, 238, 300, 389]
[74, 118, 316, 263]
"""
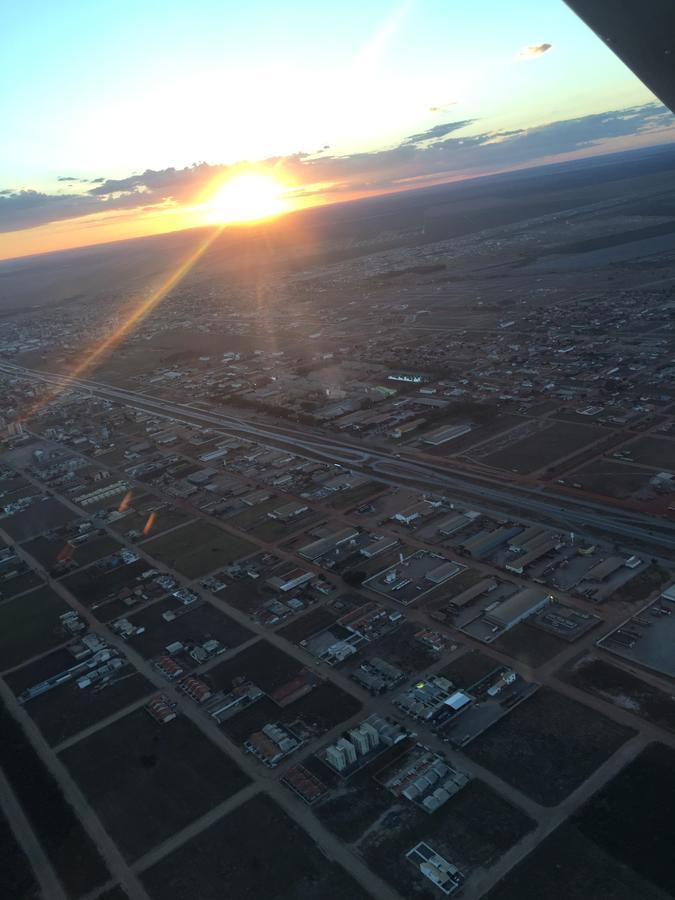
[205, 173, 286, 224]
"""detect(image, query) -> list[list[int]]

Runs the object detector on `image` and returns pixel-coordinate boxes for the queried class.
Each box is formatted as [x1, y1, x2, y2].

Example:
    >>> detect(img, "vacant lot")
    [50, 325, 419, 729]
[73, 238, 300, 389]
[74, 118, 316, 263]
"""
[16, 665, 154, 747]
[23, 533, 122, 572]
[60, 708, 249, 861]
[143, 520, 257, 578]
[277, 606, 339, 644]
[563, 655, 675, 734]
[571, 459, 659, 499]
[314, 742, 413, 842]
[0, 569, 44, 600]
[466, 687, 635, 805]
[206, 639, 300, 694]
[366, 621, 439, 674]
[360, 779, 535, 895]
[438, 650, 502, 691]
[481, 423, 605, 474]
[220, 680, 361, 744]
[127, 597, 253, 660]
[487, 820, 664, 900]
[0, 808, 39, 900]
[61, 558, 151, 608]
[115, 504, 194, 540]
[0, 698, 109, 896]
[141, 792, 370, 900]
[627, 435, 675, 471]
[2, 498, 78, 542]
[610, 565, 670, 605]
[491, 622, 568, 668]
[0, 585, 71, 672]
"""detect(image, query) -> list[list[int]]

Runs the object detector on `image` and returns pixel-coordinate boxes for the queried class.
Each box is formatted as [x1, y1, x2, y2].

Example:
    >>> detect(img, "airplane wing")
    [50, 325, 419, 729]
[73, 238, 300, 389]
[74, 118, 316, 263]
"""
[565, 0, 675, 113]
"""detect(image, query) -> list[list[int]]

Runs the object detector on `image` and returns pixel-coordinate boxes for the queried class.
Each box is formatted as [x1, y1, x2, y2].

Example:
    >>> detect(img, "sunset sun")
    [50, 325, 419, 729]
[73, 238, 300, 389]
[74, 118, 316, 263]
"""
[205, 173, 286, 224]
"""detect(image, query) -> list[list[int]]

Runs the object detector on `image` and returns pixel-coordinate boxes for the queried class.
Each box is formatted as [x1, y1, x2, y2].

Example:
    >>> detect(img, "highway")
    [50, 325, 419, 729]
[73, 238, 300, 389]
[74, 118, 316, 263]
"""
[2, 360, 675, 553]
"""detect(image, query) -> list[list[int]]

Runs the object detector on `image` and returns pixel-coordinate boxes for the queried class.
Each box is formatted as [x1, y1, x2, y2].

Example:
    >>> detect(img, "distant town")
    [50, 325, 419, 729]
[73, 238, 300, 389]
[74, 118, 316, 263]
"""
[1, 150, 675, 900]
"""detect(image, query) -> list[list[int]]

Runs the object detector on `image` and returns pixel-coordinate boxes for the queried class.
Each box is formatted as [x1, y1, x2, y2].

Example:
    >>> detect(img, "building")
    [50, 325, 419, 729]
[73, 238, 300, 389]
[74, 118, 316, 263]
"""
[298, 528, 358, 561]
[505, 537, 562, 574]
[446, 577, 497, 612]
[406, 843, 463, 895]
[436, 513, 474, 537]
[267, 501, 309, 521]
[483, 588, 552, 633]
[460, 526, 523, 559]
[145, 695, 177, 724]
[245, 723, 299, 767]
[586, 556, 626, 582]
[422, 423, 472, 446]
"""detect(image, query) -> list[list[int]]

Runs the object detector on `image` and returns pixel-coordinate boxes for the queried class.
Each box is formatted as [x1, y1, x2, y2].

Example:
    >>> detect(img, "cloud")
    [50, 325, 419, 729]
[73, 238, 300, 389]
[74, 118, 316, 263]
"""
[429, 101, 458, 113]
[1, 103, 673, 235]
[403, 120, 475, 145]
[518, 42, 552, 60]
[57, 176, 91, 183]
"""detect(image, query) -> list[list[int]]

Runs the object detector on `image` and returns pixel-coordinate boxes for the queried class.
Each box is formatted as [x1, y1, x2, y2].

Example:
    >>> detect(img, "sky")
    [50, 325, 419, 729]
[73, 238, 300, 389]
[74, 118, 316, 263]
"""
[1, 0, 675, 260]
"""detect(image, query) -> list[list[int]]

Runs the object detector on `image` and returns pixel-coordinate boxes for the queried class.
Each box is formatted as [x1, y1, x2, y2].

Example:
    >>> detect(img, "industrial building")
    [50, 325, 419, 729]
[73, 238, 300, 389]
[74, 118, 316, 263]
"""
[406, 843, 463, 895]
[245, 722, 300, 767]
[506, 536, 562, 574]
[422, 423, 472, 445]
[436, 512, 477, 537]
[298, 528, 358, 561]
[395, 676, 471, 722]
[446, 577, 498, 612]
[483, 588, 553, 634]
[381, 746, 470, 812]
[459, 526, 523, 560]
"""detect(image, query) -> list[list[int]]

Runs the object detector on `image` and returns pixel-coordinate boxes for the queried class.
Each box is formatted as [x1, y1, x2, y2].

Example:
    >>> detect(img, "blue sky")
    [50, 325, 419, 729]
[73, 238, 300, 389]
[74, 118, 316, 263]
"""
[1, 0, 674, 257]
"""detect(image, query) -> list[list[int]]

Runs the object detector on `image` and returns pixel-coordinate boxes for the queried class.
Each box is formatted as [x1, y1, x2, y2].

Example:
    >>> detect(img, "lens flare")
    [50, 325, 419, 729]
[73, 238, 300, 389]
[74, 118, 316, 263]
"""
[118, 490, 133, 513]
[142, 511, 156, 536]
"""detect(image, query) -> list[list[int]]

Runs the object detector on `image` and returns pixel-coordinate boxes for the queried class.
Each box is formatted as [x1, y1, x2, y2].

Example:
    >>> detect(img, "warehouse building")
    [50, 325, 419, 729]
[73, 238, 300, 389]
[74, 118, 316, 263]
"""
[483, 588, 552, 634]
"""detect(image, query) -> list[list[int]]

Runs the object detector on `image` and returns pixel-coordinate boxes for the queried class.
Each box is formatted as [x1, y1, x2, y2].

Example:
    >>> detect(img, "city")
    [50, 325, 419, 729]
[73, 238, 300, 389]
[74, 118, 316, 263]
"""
[2, 2, 675, 899]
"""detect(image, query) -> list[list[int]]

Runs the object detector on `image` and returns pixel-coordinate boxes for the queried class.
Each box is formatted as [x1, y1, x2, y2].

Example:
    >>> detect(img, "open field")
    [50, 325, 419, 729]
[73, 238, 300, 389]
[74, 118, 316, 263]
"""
[0, 808, 40, 900]
[277, 605, 339, 644]
[206, 640, 301, 694]
[366, 621, 441, 673]
[0, 585, 71, 672]
[219, 680, 361, 745]
[59, 707, 249, 861]
[626, 435, 675, 471]
[61, 559, 151, 608]
[23, 532, 123, 572]
[438, 650, 503, 690]
[142, 520, 257, 578]
[563, 654, 675, 732]
[314, 747, 403, 843]
[126, 597, 253, 660]
[491, 622, 569, 668]
[141, 792, 371, 900]
[569, 459, 661, 499]
[487, 820, 665, 900]
[0, 569, 44, 600]
[0, 697, 110, 895]
[466, 687, 635, 805]
[481, 422, 605, 474]
[110, 504, 194, 541]
[1, 499, 78, 542]
[425, 414, 525, 458]
[10, 664, 154, 747]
